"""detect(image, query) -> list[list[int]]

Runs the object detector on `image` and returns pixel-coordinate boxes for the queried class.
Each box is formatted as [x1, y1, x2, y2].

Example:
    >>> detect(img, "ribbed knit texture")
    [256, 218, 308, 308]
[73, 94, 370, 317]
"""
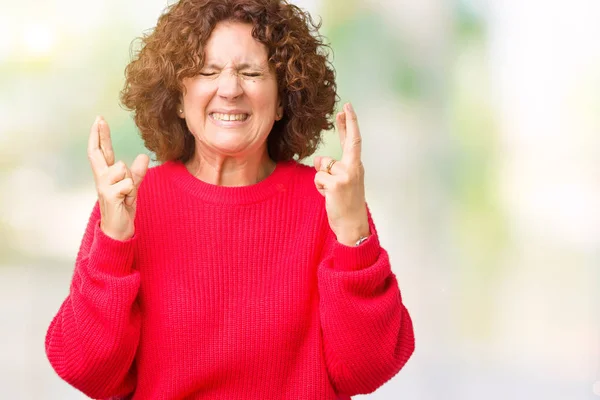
[45, 160, 415, 400]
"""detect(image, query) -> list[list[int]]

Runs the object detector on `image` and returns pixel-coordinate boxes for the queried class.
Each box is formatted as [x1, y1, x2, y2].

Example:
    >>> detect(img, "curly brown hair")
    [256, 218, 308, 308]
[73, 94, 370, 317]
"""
[120, 0, 338, 163]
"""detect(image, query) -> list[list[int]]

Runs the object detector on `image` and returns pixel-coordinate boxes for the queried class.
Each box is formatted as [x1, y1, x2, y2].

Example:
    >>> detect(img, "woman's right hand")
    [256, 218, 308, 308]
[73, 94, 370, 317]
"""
[87, 116, 149, 241]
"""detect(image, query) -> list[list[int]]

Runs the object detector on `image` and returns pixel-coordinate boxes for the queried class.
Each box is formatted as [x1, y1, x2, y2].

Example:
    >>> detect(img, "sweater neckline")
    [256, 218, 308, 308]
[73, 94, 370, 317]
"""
[164, 159, 297, 204]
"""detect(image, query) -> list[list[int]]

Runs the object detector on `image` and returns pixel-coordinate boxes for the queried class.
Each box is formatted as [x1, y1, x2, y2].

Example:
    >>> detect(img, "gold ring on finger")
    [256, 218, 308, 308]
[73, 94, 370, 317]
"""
[325, 159, 336, 174]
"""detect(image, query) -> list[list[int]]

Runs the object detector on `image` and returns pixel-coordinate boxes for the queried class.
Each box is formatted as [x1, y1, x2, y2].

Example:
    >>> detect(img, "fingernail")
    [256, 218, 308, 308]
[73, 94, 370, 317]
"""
[346, 103, 354, 113]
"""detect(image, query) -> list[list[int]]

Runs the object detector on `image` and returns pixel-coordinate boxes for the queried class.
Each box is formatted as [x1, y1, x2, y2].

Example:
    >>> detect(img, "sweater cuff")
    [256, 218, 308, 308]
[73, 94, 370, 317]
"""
[331, 226, 381, 272]
[89, 221, 136, 277]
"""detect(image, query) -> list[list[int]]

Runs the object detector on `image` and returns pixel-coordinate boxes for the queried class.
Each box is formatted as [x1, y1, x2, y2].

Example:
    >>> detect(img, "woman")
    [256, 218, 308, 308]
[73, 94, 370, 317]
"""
[45, 0, 415, 399]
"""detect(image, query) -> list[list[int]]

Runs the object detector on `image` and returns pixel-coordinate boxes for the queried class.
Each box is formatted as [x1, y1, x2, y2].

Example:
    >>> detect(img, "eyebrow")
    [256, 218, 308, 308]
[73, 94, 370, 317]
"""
[203, 62, 267, 70]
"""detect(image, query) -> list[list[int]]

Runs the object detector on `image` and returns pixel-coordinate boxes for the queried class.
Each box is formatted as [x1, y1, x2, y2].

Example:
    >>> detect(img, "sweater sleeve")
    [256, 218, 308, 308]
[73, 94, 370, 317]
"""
[317, 207, 415, 396]
[45, 202, 141, 399]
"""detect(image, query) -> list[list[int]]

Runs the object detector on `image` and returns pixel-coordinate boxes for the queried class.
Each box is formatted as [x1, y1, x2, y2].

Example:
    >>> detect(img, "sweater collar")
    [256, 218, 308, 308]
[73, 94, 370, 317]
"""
[164, 159, 297, 204]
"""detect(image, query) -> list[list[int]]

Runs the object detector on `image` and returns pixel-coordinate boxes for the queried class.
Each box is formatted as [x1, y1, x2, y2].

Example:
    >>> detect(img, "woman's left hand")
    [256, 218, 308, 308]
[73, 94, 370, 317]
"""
[314, 102, 370, 246]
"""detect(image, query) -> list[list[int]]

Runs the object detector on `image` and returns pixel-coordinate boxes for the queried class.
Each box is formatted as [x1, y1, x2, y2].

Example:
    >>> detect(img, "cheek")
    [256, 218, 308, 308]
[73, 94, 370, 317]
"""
[184, 84, 215, 110]
[244, 82, 279, 109]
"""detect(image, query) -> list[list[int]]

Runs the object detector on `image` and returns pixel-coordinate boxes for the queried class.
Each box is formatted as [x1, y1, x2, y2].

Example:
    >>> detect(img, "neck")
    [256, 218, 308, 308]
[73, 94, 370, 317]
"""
[185, 148, 276, 187]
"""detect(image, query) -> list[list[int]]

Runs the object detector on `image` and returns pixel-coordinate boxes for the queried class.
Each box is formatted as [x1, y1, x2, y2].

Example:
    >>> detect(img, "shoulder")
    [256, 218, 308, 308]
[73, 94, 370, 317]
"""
[135, 160, 180, 200]
[285, 160, 329, 232]
[144, 160, 172, 180]
[284, 160, 323, 201]
[290, 160, 316, 181]
[136, 159, 322, 203]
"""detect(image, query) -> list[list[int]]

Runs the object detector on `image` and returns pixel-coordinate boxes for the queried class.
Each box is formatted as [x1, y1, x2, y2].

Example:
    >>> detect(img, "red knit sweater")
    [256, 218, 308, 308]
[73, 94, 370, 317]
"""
[45, 160, 414, 399]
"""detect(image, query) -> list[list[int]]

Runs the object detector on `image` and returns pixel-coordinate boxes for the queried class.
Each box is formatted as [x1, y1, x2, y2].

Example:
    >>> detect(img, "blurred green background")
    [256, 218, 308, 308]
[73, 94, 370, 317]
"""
[1, 0, 599, 398]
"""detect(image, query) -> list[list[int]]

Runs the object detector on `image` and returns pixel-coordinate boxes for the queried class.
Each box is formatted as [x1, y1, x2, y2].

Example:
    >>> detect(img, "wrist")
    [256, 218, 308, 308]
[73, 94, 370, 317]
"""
[100, 222, 134, 242]
[334, 222, 370, 247]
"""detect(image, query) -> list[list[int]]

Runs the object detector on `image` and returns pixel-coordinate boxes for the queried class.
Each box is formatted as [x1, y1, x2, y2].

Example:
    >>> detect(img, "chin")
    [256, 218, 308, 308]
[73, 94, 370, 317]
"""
[208, 140, 250, 156]
[207, 130, 260, 154]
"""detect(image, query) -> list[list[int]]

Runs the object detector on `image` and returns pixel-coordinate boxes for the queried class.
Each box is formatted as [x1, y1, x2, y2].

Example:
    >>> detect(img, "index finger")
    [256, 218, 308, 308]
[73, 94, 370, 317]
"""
[87, 116, 108, 176]
[341, 102, 362, 164]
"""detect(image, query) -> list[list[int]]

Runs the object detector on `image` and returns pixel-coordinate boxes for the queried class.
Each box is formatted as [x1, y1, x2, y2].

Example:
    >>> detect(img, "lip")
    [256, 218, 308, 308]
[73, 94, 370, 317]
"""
[209, 108, 251, 115]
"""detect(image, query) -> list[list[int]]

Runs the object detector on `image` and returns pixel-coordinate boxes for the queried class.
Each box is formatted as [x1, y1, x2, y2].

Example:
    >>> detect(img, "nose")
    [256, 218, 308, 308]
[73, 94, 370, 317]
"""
[216, 69, 243, 100]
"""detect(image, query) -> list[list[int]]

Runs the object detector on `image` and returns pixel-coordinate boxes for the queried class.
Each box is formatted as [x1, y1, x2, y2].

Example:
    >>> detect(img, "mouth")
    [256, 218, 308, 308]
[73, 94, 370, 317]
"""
[209, 112, 250, 122]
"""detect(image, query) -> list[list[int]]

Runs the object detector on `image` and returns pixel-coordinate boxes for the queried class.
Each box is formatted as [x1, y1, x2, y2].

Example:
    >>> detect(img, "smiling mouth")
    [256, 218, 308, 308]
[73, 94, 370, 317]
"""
[209, 112, 249, 122]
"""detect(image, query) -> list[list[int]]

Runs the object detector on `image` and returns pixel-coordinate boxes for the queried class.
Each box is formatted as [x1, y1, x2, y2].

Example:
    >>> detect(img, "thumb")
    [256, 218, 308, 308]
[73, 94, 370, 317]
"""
[130, 154, 150, 187]
[313, 156, 323, 171]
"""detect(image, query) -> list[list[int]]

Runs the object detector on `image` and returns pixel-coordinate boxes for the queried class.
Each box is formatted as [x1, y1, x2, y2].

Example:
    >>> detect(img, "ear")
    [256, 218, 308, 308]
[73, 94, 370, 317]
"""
[275, 101, 284, 121]
[177, 90, 186, 119]
[177, 105, 185, 119]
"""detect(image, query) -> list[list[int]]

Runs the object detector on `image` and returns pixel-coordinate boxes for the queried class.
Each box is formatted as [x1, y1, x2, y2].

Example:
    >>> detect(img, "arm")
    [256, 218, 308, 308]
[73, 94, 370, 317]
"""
[45, 202, 141, 398]
[318, 210, 415, 396]
[313, 102, 414, 395]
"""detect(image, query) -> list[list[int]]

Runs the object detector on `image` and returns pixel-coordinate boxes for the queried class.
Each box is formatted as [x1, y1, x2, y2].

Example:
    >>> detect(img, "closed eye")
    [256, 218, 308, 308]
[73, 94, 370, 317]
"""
[242, 73, 261, 77]
[199, 72, 216, 76]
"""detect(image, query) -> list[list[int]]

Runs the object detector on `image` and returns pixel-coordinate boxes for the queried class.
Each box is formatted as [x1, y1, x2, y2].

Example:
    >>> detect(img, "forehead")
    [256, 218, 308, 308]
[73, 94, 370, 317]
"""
[203, 21, 269, 66]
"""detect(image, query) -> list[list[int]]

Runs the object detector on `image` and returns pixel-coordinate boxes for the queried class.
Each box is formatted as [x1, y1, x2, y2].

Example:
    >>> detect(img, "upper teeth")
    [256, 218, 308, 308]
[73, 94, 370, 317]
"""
[211, 113, 248, 121]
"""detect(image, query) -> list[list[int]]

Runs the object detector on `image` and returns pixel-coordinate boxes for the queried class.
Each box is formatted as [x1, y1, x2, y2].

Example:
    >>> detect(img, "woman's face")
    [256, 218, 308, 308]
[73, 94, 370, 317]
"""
[180, 21, 282, 159]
